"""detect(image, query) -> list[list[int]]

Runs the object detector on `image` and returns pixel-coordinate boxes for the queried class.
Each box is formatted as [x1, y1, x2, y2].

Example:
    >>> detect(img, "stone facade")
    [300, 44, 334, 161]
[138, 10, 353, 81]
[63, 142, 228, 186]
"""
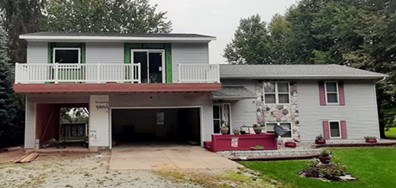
[255, 81, 300, 141]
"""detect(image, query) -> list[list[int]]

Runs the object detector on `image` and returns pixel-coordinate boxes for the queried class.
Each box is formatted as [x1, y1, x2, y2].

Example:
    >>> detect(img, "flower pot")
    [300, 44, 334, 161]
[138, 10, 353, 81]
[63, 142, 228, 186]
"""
[220, 127, 229, 135]
[315, 139, 326, 144]
[253, 127, 262, 134]
[285, 141, 297, 148]
[319, 156, 331, 164]
[365, 139, 377, 144]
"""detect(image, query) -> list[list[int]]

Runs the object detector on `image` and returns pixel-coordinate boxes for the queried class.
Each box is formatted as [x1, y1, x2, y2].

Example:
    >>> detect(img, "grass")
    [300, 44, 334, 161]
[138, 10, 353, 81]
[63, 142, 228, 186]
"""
[240, 148, 396, 188]
[385, 127, 396, 139]
[155, 168, 280, 188]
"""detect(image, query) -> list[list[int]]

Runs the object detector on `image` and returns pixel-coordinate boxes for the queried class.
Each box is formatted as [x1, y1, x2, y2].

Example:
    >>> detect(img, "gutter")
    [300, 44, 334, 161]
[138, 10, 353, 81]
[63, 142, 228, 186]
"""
[376, 76, 387, 84]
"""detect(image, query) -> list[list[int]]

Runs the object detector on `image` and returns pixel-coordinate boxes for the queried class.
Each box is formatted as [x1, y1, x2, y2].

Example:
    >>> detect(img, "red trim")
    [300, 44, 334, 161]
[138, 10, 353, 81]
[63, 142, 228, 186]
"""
[319, 81, 326, 105]
[340, 120, 347, 139]
[13, 83, 222, 93]
[338, 81, 345, 105]
[322, 120, 330, 140]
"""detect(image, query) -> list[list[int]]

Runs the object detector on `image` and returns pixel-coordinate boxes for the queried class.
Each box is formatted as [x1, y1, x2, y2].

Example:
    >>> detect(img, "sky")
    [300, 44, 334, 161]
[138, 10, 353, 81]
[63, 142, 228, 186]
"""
[150, 0, 298, 64]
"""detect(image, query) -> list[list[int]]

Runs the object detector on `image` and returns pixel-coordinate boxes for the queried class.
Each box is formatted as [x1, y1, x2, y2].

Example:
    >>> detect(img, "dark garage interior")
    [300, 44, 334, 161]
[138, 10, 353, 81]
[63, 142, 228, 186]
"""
[111, 108, 200, 146]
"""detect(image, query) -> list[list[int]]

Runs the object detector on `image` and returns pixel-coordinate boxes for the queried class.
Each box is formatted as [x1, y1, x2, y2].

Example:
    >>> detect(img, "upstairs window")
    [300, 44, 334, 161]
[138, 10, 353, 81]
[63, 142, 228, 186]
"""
[263, 82, 290, 104]
[319, 81, 345, 105]
[325, 81, 338, 104]
[53, 48, 81, 64]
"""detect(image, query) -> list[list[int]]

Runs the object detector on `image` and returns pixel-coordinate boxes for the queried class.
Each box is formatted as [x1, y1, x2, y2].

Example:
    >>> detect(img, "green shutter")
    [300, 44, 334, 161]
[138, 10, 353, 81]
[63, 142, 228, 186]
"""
[165, 44, 172, 83]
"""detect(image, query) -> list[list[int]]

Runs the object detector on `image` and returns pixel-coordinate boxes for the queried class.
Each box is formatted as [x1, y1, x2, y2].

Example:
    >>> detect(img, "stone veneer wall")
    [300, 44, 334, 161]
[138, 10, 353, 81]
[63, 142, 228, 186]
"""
[255, 81, 300, 141]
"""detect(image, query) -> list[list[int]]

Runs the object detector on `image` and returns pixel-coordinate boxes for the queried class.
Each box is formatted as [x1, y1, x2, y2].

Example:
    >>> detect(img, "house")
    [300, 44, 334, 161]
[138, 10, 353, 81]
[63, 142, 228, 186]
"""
[218, 64, 386, 144]
[13, 32, 387, 151]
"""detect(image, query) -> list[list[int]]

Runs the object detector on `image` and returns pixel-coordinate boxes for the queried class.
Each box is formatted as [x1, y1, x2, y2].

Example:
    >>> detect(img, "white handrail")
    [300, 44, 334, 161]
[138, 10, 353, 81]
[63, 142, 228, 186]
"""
[15, 63, 220, 84]
[177, 64, 220, 83]
[15, 63, 141, 84]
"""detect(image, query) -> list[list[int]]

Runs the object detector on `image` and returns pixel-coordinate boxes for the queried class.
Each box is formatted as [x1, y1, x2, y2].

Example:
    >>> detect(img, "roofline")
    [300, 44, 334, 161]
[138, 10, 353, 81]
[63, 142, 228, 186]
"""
[212, 96, 256, 100]
[19, 35, 216, 43]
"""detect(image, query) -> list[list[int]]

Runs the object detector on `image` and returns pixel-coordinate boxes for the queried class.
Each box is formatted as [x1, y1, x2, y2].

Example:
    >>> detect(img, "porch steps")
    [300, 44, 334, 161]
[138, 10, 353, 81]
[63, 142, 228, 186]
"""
[219, 149, 322, 161]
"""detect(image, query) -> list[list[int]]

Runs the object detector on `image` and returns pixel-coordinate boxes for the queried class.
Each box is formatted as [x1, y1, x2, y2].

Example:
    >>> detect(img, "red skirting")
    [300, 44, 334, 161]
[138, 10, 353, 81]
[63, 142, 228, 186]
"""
[205, 133, 277, 152]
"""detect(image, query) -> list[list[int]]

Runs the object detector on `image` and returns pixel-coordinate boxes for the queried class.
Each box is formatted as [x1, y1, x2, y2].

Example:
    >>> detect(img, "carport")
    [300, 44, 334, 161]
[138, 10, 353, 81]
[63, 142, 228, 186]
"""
[111, 107, 201, 146]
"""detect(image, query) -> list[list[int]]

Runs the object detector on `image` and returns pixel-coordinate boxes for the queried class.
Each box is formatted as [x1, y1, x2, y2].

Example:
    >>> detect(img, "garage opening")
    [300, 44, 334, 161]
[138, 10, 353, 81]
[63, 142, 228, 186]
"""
[111, 108, 201, 146]
[35, 103, 89, 149]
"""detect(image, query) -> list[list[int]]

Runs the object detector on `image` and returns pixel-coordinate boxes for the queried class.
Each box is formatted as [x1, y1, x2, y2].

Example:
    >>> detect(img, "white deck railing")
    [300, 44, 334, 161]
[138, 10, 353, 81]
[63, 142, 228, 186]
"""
[15, 63, 141, 84]
[177, 64, 220, 83]
[15, 63, 220, 84]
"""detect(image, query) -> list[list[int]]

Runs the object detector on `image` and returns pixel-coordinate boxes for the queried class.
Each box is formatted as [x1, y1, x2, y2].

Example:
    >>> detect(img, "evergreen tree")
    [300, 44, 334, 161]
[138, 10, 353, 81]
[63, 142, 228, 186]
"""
[0, 25, 24, 148]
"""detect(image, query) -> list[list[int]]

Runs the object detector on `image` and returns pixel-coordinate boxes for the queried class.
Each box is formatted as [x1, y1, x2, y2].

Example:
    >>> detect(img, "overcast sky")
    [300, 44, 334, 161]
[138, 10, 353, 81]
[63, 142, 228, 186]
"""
[150, 0, 298, 64]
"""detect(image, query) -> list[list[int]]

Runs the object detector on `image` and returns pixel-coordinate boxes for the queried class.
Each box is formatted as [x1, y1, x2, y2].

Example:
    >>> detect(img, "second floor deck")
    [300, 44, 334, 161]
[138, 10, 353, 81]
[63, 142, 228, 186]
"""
[13, 63, 221, 93]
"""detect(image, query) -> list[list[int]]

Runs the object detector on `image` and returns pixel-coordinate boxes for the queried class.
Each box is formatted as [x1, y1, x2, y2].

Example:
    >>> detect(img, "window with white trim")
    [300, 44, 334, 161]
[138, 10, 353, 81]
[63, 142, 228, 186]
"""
[265, 122, 292, 138]
[263, 82, 290, 104]
[329, 121, 341, 138]
[53, 48, 81, 64]
[325, 81, 339, 104]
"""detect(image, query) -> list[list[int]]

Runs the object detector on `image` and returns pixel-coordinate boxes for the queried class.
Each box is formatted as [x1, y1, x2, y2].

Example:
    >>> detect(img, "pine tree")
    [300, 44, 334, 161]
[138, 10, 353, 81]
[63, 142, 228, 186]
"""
[0, 25, 23, 148]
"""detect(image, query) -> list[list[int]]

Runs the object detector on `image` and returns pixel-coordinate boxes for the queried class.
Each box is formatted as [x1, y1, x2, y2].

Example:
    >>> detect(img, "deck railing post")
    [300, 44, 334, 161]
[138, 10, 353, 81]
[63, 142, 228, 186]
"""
[177, 64, 181, 83]
[54, 63, 59, 84]
[96, 64, 100, 83]
[15, 63, 19, 83]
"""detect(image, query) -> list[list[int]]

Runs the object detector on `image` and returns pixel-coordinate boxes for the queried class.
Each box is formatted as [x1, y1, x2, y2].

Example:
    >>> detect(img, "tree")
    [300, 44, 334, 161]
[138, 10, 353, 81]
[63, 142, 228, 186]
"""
[0, 25, 24, 148]
[223, 14, 272, 64]
[268, 14, 291, 64]
[46, 0, 172, 33]
[0, 0, 47, 63]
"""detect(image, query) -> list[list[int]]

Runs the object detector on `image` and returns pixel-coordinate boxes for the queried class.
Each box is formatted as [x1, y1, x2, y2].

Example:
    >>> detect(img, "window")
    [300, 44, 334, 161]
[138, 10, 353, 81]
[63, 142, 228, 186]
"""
[263, 82, 290, 104]
[325, 81, 339, 104]
[53, 48, 81, 64]
[213, 103, 231, 134]
[329, 121, 341, 138]
[265, 122, 292, 138]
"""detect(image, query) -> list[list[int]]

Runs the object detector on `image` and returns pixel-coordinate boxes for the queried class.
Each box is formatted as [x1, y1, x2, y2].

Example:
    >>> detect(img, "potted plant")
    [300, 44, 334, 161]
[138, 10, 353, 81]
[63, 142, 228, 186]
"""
[232, 128, 240, 135]
[315, 134, 326, 144]
[364, 136, 377, 143]
[253, 124, 262, 134]
[220, 122, 229, 135]
[318, 149, 331, 164]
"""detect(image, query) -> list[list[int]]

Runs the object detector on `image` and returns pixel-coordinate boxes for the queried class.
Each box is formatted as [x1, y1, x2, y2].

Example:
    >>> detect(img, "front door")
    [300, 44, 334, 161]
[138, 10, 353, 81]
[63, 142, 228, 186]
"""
[213, 103, 231, 134]
[132, 50, 165, 83]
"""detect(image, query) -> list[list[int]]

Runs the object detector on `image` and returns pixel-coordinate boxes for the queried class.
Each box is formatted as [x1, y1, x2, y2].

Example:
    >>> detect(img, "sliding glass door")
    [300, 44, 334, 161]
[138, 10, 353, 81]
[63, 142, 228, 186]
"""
[131, 50, 165, 83]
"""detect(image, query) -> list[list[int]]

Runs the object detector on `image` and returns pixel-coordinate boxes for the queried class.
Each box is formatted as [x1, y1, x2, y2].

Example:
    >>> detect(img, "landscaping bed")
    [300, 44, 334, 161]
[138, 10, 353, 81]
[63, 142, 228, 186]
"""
[240, 148, 396, 188]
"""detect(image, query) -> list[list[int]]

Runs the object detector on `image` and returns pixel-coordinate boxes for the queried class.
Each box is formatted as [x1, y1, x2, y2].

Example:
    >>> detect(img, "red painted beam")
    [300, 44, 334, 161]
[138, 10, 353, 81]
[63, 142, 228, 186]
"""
[13, 83, 222, 93]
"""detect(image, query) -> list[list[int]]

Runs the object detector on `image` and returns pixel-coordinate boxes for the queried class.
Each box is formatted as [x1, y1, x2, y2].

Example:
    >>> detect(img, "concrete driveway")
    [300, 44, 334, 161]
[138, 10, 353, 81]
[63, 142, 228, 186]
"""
[109, 145, 242, 170]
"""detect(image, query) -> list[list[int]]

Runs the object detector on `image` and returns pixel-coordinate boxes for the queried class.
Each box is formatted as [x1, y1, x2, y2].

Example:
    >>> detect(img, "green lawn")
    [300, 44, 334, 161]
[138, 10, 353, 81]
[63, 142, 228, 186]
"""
[240, 148, 396, 188]
[385, 127, 396, 139]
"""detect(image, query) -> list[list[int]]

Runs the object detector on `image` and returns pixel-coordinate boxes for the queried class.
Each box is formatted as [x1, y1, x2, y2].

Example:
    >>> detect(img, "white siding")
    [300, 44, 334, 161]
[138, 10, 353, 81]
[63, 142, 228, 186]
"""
[298, 80, 380, 141]
[171, 43, 209, 82]
[86, 42, 124, 64]
[221, 79, 258, 128]
[230, 99, 257, 128]
[27, 42, 47, 64]
[24, 96, 36, 148]
[110, 93, 213, 144]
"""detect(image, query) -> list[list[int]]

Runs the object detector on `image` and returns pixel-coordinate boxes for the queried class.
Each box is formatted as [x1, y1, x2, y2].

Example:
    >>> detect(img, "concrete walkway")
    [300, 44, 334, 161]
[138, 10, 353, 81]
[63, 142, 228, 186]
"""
[110, 145, 242, 170]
